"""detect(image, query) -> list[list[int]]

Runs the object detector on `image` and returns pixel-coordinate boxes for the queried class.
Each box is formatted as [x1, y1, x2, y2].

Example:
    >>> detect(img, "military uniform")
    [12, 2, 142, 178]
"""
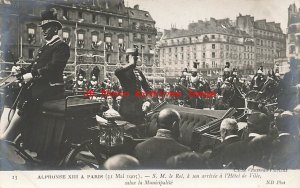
[25, 36, 70, 100]
[115, 62, 152, 124]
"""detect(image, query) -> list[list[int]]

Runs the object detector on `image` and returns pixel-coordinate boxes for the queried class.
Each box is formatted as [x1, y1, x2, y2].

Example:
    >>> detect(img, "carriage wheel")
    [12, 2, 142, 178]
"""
[60, 139, 106, 170]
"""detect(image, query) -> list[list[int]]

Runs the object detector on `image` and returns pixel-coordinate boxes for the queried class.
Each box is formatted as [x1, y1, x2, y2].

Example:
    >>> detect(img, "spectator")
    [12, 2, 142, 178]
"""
[208, 118, 240, 168]
[134, 108, 190, 168]
[114, 96, 122, 112]
[103, 154, 140, 170]
[221, 112, 273, 169]
[271, 111, 300, 169]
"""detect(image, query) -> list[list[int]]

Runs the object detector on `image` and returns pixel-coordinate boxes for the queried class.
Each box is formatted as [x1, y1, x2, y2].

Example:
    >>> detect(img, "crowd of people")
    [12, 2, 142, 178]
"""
[97, 106, 300, 170]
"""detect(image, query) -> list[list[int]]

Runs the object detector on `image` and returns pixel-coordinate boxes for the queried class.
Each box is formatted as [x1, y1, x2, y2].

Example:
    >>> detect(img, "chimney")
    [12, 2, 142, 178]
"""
[134, 4, 139, 10]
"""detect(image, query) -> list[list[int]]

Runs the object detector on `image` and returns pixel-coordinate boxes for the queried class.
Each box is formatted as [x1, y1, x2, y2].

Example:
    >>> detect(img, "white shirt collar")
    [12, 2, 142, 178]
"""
[46, 35, 59, 45]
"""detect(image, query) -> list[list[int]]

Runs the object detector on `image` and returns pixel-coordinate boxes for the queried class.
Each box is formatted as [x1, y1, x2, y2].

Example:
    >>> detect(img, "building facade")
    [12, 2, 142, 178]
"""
[159, 18, 254, 78]
[159, 15, 286, 78]
[287, 4, 300, 62]
[236, 14, 286, 71]
[0, 0, 157, 78]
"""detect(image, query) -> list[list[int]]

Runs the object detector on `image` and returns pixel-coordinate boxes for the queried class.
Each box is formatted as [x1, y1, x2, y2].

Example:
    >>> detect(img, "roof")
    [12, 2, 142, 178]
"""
[126, 7, 155, 22]
[254, 19, 282, 33]
[164, 18, 251, 39]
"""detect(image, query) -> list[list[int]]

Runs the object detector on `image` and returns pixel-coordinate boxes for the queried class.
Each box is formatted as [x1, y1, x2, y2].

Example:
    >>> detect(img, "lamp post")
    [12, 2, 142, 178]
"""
[74, 19, 84, 80]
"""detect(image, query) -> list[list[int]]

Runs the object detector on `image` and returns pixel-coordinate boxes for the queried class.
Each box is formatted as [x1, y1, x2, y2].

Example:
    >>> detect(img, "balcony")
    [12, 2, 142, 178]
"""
[131, 25, 157, 34]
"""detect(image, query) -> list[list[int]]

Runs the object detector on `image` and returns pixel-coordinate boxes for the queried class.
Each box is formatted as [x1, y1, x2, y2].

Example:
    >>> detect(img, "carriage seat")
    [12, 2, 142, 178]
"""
[147, 104, 227, 147]
[41, 97, 100, 117]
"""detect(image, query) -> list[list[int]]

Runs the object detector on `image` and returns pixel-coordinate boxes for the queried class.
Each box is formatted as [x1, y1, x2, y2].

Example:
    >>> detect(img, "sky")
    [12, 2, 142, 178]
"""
[126, 0, 300, 33]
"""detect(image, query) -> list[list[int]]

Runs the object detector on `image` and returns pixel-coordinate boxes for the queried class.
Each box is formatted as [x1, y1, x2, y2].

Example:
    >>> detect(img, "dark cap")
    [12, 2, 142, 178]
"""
[38, 8, 62, 30]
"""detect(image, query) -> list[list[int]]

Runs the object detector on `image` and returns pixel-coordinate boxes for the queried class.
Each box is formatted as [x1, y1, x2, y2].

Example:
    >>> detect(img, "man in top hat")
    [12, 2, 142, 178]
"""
[114, 48, 152, 125]
[0, 8, 70, 141]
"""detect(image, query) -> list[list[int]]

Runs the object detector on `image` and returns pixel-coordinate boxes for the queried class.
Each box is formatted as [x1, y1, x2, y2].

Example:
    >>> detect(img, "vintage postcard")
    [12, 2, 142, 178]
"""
[0, 0, 299, 187]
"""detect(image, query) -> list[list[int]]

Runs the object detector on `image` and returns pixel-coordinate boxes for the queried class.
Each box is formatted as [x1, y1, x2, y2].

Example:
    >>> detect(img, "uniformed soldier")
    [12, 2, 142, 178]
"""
[0, 8, 70, 140]
[75, 68, 87, 90]
[88, 66, 100, 92]
[222, 62, 231, 82]
[250, 66, 266, 91]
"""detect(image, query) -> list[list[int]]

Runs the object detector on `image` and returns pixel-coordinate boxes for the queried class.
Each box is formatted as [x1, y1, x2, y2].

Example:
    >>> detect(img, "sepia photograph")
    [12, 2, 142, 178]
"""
[0, 0, 299, 187]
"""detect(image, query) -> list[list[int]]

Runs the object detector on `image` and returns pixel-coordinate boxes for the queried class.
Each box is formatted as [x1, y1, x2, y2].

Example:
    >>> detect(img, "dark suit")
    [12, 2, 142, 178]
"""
[115, 65, 152, 124]
[221, 134, 273, 169]
[134, 134, 190, 169]
[278, 70, 300, 110]
[25, 37, 70, 101]
[208, 135, 240, 169]
[271, 134, 300, 169]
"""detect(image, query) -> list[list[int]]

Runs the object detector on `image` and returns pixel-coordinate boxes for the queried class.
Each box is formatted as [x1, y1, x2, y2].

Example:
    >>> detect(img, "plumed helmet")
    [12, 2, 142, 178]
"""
[77, 68, 86, 78]
[257, 66, 263, 74]
[91, 66, 100, 79]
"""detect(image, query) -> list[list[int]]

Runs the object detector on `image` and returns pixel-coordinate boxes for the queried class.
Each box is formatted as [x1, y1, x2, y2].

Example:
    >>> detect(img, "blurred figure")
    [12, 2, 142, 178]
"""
[270, 111, 300, 169]
[250, 66, 266, 91]
[106, 95, 114, 109]
[114, 96, 122, 112]
[134, 108, 190, 168]
[103, 154, 140, 170]
[166, 152, 207, 169]
[278, 57, 300, 111]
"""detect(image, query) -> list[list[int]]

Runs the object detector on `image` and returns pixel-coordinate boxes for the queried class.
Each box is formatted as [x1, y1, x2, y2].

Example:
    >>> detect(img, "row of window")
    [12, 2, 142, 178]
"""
[254, 29, 285, 40]
[162, 59, 255, 69]
[165, 34, 244, 46]
[62, 8, 123, 27]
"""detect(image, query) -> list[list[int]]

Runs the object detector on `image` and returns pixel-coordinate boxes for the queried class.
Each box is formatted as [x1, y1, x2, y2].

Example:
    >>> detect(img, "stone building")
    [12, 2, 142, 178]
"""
[159, 18, 254, 78]
[159, 14, 286, 78]
[0, 0, 157, 78]
[236, 14, 286, 71]
[287, 4, 300, 62]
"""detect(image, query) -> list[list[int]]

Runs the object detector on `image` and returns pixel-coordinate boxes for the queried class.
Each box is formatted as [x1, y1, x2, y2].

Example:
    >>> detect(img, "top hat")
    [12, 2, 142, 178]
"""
[38, 8, 62, 30]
